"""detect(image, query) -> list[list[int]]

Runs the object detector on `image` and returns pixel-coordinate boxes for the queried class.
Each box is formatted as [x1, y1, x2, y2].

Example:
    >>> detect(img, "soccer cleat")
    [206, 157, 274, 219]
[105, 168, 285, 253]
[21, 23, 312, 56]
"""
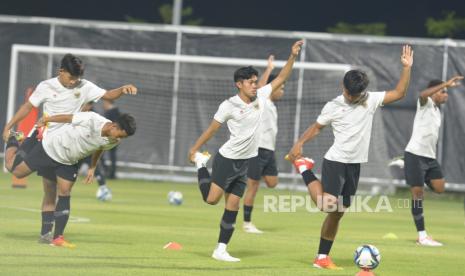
[387, 156, 404, 169]
[292, 157, 315, 173]
[243, 222, 263, 234]
[194, 151, 211, 168]
[50, 235, 76, 249]
[313, 256, 343, 270]
[416, 236, 443, 246]
[212, 249, 240, 262]
[37, 232, 53, 244]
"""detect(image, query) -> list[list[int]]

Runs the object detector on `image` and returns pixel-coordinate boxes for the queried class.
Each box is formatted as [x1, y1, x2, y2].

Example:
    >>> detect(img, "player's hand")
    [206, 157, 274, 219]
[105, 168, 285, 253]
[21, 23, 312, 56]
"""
[287, 143, 303, 162]
[84, 168, 95, 185]
[400, 45, 413, 68]
[290, 40, 304, 58]
[445, 75, 464, 88]
[121, 84, 138, 95]
[267, 55, 275, 70]
[36, 117, 47, 128]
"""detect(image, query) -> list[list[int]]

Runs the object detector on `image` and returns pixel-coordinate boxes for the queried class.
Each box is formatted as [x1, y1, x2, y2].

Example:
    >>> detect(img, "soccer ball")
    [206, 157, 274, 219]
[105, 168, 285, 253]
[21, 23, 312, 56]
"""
[354, 244, 381, 270]
[96, 186, 112, 201]
[168, 191, 183, 205]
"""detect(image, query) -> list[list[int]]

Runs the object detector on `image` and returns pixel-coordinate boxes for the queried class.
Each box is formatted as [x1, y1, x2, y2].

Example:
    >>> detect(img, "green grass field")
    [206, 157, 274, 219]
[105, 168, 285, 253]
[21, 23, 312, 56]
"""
[0, 172, 464, 276]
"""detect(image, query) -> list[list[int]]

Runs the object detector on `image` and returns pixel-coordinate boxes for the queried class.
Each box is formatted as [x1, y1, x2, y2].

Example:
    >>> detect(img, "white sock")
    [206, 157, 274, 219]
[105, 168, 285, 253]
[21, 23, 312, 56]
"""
[317, 254, 327, 260]
[216, 243, 227, 252]
[299, 165, 308, 174]
[418, 230, 428, 239]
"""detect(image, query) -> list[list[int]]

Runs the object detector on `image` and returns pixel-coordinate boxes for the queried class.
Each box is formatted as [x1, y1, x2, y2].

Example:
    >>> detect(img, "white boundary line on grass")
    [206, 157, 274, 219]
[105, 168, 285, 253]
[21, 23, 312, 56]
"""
[1, 206, 90, 223]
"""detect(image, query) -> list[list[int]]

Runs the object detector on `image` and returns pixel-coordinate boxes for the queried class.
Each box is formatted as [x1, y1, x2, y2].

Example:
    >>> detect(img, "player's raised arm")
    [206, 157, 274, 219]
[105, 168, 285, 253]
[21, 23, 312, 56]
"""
[257, 55, 275, 88]
[383, 45, 414, 105]
[418, 75, 463, 106]
[188, 120, 222, 162]
[269, 40, 303, 97]
[102, 84, 138, 100]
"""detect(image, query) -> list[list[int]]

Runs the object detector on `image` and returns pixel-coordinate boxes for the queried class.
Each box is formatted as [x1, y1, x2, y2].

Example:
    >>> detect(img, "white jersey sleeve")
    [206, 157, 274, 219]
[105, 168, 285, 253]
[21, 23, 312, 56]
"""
[368, 91, 386, 110]
[213, 100, 233, 123]
[257, 83, 272, 99]
[28, 82, 49, 107]
[83, 81, 106, 103]
[316, 102, 335, 126]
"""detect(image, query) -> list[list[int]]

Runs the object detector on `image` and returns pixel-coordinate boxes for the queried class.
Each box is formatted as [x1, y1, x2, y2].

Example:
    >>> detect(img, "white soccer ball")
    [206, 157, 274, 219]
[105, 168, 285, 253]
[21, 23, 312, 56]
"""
[354, 244, 381, 270]
[168, 191, 183, 205]
[96, 186, 112, 201]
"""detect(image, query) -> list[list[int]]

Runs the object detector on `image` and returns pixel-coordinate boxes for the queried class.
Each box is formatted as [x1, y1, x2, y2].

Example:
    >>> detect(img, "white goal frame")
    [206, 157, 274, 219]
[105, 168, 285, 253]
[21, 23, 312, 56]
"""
[13, 44, 460, 192]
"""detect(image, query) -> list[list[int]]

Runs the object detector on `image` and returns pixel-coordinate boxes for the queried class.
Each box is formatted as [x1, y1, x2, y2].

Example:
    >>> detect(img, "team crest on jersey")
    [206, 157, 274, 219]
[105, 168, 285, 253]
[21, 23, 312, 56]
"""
[253, 102, 259, 109]
[74, 90, 81, 98]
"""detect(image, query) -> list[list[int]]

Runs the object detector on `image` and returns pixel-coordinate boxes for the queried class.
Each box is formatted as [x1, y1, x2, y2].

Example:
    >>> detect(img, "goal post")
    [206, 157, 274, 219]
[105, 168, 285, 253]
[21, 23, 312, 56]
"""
[6, 44, 401, 194]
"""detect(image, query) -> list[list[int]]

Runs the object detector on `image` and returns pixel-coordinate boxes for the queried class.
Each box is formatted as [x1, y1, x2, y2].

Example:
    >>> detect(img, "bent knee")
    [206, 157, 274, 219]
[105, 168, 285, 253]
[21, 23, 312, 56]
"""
[206, 198, 220, 205]
[264, 177, 278, 188]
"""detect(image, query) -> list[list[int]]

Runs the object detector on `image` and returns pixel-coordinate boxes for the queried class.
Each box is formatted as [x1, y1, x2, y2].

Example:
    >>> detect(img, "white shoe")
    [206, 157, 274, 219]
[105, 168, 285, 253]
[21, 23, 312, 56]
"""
[194, 151, 211, 168]
[212, 249, 240, 262]
[417, 236, 443, 246]
[243, 222, 263, 234]
[388, 157, 404, 169]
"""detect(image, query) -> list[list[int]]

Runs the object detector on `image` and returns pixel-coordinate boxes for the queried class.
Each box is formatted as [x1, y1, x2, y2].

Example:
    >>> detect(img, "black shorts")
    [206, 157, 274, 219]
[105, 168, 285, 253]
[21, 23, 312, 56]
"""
[404, 151, 443, 187]
[211, 152, 248, 197]
[321, 158, 360, 207]
[247, 148, 278, 181]
[23, 142, 78, 182]
[15, 129, 39, 158]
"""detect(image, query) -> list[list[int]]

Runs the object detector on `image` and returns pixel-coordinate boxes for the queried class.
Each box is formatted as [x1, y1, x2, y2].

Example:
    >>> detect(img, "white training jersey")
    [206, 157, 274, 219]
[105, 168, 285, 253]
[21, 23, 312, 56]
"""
[405, 97, 441, 159]
[42, 112, 119, 165]
[29, 77, 106, 136]
[317, 91, 386, 163]
[258, 98, 278, 151]
[214, 84, 273, 159]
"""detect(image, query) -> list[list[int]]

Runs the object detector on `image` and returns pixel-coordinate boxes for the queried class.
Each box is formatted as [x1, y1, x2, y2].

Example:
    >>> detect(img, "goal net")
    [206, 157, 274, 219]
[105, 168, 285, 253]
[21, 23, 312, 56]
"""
[7, 44, 392, 193]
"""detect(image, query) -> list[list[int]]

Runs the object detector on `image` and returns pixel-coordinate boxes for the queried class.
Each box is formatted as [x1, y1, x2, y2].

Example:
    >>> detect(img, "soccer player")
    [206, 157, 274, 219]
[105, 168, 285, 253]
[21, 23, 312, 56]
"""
[243, 55, 283, 234]
[188, 40, 303, 262]
[4, 112, 136, 247]
[2, 53, 137, 244]
[403, 76, 463, 246]
[287, 45, 414, 270]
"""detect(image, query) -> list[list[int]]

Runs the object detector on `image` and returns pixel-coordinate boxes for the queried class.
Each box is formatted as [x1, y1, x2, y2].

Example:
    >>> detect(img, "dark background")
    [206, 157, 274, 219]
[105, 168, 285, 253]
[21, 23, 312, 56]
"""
[0, 0, 464, 38]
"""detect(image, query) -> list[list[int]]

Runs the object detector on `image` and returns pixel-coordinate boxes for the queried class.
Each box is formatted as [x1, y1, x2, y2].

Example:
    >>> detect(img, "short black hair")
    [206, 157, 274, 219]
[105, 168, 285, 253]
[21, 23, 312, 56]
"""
[343, 70, 369, 96]
[427, 79, 444, 88]
[267, 73, 277, 84]
[234, 66, 258, 82]
[116, 114, 136, 136]
[60, 54, 84, 77]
